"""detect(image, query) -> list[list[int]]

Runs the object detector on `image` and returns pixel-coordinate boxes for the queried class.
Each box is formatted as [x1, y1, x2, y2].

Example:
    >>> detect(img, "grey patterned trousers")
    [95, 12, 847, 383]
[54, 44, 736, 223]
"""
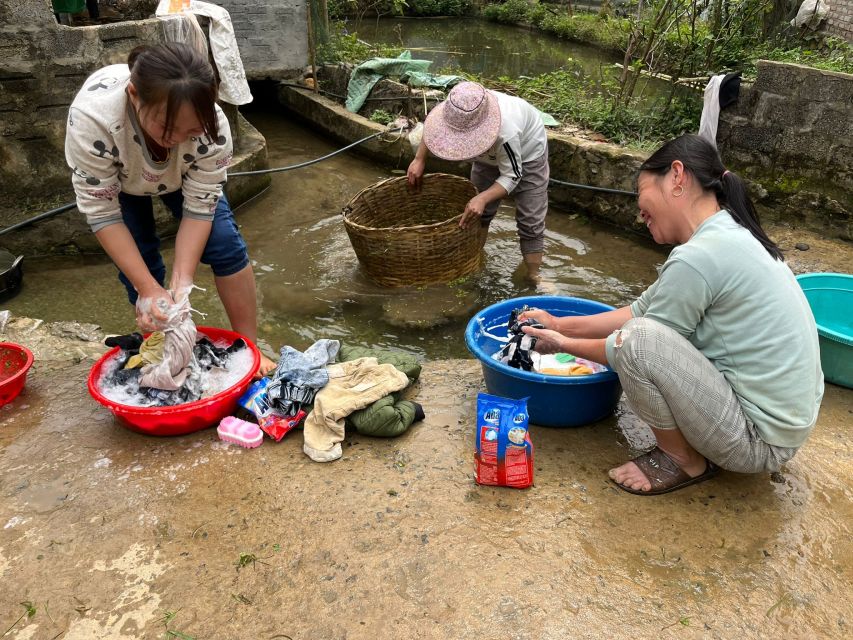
[608, 317, 798, 473]
[470, 150, 549, 255]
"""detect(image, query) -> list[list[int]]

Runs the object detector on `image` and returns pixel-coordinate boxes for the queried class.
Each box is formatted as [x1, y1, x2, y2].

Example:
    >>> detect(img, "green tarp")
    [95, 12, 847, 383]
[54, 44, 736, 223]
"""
[345, 51, 464, 113]
[52, 0, 85, 13]
[345, 51, 559, 128]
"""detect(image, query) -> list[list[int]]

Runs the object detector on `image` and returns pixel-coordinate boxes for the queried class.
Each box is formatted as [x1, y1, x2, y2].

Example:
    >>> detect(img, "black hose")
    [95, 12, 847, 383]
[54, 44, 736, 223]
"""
[548, 178, 637, 197]
[0, 129, 638, 236]
[229, 128, 403, 177]
[0, 202, 78, 237]
[0, 128, 403, 236]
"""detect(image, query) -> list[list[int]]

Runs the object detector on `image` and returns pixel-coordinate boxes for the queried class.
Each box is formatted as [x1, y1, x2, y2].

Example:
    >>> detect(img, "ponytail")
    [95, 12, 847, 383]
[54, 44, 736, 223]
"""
[640, 135, 783, 261]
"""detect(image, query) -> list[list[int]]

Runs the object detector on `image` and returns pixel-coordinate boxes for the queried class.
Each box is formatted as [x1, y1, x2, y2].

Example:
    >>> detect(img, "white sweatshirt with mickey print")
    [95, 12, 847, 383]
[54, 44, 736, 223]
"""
[65, 64, 233, 232]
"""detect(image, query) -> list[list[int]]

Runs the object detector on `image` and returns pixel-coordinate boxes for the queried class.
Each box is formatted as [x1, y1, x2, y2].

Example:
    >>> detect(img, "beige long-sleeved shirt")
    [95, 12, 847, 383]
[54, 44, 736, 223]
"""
[65, 64, 233, 232]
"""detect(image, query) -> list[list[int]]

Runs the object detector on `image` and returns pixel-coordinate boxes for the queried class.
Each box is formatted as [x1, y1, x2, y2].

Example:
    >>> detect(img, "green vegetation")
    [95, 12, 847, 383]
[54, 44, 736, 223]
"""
[317, 2, 852, 148]
[485, 70, 701, 149]
[317, 25, 403, 64]
[481, 0, 853, 77]
[369, 108, 396, 124]
[407, 0, 471, 16]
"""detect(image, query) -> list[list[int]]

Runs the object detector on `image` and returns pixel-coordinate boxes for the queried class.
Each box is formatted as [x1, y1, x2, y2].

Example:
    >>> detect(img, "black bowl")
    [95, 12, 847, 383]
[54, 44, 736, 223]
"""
[0, 250, 23, 300]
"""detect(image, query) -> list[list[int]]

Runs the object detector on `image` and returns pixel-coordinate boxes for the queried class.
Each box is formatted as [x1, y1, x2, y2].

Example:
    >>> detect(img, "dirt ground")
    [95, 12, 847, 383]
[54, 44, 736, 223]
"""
[0, 304, 851, 639]
[1, 221, 852, 640]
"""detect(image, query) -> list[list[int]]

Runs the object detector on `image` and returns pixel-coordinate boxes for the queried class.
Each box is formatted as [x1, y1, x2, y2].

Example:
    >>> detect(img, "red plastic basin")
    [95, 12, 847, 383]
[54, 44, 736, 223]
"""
[87, 326, 260, 437]
[0, 342, 34, 407]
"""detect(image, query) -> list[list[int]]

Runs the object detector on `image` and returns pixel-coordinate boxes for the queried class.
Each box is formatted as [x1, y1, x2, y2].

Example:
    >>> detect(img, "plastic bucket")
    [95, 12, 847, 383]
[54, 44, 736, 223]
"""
[87, 326, 260, 436]
[465, 296, 622, 427]
[0, 342, 34, 407]
[796, 273, 853, 389]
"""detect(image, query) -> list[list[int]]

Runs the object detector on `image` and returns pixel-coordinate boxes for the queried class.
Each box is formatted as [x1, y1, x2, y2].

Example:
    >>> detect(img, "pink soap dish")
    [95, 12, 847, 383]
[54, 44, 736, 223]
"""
[217, 416, 263, 448]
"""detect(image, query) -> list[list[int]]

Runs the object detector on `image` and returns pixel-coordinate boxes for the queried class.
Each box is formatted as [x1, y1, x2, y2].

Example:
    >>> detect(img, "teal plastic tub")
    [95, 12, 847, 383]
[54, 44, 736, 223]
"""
[796, 273, 853, 389]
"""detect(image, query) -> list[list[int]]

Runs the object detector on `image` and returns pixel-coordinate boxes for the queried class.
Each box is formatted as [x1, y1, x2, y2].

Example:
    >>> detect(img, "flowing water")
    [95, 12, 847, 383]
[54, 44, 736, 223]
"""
[8, 109, 663, 359]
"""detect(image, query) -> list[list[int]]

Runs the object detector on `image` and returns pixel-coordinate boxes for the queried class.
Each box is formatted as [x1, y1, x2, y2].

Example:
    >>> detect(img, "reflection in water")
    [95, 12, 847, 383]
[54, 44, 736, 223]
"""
[359, 16, 620, 80]
[358, 17, 669, 101]
[8, 112, 663, 359]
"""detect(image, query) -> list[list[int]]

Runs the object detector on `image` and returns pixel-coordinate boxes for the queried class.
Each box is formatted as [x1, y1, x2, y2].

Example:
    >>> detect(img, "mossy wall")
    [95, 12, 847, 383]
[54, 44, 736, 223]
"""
[718, 60, 852, 241]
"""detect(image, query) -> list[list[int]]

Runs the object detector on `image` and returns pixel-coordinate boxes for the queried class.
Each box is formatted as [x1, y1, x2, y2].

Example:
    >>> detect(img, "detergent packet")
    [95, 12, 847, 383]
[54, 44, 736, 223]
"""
[474, 392, 534, 488]
[235, 377, 271, 423]
[258, 409, 306, 442]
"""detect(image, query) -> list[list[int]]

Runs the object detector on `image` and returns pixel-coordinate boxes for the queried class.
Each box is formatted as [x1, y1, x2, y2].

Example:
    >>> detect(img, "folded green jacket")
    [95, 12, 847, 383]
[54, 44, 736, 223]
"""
[338, 345, 423, 437]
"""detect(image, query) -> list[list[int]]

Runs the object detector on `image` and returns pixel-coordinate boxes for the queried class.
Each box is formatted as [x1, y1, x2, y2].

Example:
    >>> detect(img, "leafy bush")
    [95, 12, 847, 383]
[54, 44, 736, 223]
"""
[482, 0, 531, 24]
[407, 0, 471, 16]
[498, 67, 702, 149]
[317, 22, 404, 64]
[369, 109, 395, 124]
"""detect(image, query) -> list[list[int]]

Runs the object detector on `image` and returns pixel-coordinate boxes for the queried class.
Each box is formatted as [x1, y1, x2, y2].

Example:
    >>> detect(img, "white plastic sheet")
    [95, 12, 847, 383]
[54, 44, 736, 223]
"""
[791, 0, 829, 28]
[156, 0, 252, 106]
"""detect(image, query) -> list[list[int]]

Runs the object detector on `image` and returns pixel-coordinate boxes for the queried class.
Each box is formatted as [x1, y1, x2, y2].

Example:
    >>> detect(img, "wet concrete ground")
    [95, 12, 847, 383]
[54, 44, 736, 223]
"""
[0, 316, 851, 639]
[2, 111, 852, 638]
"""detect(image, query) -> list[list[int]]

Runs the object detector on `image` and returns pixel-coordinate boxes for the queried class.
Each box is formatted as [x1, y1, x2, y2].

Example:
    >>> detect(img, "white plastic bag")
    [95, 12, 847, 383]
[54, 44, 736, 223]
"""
[791, 0, 829, 28]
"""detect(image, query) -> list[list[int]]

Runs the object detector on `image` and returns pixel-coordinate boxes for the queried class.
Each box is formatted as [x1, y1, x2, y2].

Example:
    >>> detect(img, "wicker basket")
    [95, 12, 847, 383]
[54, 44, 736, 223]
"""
[342, 173, 488, 287]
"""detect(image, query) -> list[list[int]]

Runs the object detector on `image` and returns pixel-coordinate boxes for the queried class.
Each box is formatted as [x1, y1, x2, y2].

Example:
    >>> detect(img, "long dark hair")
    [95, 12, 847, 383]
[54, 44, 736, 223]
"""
[640, 134, 782, 260]
[127, 42, 219, 140]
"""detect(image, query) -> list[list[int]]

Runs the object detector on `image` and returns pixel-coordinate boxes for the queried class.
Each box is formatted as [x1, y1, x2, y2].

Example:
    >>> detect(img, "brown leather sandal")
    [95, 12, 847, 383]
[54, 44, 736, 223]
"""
[615, 446, 719, 496]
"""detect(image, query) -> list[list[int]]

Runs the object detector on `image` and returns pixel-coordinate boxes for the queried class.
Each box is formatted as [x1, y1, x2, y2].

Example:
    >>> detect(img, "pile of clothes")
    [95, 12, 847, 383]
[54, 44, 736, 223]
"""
[231, 340, 425, 463]
[101, 292, 248, 406]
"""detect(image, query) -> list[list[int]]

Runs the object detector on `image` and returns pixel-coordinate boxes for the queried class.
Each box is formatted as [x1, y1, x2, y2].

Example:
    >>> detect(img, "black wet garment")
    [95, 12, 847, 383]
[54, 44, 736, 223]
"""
[497, 306, 544, 372]
[195, 337, 247, 369]
[105, 332, 144, 351]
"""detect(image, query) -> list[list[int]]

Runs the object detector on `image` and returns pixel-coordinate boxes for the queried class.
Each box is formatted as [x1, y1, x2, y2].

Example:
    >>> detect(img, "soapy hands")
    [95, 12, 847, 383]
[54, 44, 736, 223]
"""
[135, 276, 196, 332]
[518, 308, 566, 354]
[135, 284, 173, 332]
[518, 308, 557, 329]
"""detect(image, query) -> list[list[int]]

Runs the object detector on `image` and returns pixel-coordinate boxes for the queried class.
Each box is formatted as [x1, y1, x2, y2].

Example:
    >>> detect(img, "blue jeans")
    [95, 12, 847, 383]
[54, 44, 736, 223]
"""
[117, 190, 249, 305]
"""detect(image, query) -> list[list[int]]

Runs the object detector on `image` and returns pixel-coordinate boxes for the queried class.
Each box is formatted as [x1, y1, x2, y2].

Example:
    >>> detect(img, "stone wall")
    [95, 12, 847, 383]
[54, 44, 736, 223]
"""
[718, 60, 852, 240]
[0, 0, 270, 254]
[825, 0, 853, 41]
[216, 0, 308, 79]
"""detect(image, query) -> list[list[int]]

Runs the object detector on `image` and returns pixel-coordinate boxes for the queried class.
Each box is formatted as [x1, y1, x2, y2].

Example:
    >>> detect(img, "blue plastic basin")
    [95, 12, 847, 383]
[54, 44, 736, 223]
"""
[796, 273, 853, 389]
[465, 296, 622, 427]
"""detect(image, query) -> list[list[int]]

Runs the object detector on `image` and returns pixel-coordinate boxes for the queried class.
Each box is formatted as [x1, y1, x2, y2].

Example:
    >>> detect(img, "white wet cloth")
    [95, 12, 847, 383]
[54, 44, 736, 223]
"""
[698, 74, 724, 148]
[138, 292, 197, 391]
[156, 0, 253, 106]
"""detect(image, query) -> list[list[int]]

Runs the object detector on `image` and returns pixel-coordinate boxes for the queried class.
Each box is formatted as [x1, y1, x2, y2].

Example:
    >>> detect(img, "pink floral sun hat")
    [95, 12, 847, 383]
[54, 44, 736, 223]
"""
[422, 82, 501, 161]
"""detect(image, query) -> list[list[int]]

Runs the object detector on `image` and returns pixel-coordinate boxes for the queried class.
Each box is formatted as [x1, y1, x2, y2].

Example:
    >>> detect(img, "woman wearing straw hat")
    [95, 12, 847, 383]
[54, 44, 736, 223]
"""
[407, 81, 549, 282]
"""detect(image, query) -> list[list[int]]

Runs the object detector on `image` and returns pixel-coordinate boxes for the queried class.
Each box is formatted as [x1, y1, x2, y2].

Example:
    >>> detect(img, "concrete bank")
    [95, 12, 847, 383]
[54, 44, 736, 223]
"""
[0, 314, 851, 639]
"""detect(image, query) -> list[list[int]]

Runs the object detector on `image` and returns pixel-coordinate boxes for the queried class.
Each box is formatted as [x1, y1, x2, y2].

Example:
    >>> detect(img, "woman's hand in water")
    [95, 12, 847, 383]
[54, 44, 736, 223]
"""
[135, 284, 174, 332]
[406, 156, 425, 193]
[520, 325, 567, 354]
[518, 308, 557, 330]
